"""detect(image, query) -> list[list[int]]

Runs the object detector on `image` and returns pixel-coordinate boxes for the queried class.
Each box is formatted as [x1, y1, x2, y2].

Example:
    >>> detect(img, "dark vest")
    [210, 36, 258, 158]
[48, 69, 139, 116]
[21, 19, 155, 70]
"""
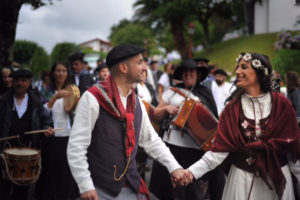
[87, 98, 142, 196]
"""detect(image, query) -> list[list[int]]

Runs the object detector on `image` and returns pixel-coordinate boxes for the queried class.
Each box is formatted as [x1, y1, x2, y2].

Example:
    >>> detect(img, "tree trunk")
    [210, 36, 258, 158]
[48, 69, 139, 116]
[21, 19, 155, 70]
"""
[201, 17, 211, 50]
[170, 20, 189, 59]
[0, 0, 23, 68]
[244, 0, 255, 34]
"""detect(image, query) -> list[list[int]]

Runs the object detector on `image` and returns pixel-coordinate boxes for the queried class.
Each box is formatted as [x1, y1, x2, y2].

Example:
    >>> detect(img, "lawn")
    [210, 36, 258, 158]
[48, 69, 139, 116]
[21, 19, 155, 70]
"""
[194, 32, 279, 72]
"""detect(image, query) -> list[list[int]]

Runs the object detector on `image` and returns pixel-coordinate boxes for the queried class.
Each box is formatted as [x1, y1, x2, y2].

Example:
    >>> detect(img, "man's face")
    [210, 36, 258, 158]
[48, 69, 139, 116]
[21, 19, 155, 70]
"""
[98, 67, 110, 81]
[150, 63, 158, 71]
[13, 77, 31, 95]
[215, 74, 226, 86]
[126, 54, 147, 83]
[71, 60, 83, 74]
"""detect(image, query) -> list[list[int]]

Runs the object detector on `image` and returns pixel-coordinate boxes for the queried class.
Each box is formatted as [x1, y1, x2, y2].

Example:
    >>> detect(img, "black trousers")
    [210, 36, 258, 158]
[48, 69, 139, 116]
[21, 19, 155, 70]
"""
[149, 143, 225, 200]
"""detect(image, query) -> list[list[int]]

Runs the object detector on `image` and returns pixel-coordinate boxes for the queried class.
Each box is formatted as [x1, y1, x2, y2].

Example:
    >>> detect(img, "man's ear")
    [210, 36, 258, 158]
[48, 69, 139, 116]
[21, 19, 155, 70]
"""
[119, 62, 128, 74]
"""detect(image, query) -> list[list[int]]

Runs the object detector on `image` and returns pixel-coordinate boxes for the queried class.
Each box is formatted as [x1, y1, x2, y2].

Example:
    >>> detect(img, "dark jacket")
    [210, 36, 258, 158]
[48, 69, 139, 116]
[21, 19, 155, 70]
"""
[0, 89, 53, 151]
[288, 88, 300, 118]
[72, 73, 94, 95]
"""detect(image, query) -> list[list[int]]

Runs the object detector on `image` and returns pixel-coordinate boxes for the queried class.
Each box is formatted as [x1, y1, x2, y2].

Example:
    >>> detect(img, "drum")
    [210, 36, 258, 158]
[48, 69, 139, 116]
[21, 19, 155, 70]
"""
[1, 147, 41, 185]
[172, 98, 218, 151]
[63, 85, 80, 112]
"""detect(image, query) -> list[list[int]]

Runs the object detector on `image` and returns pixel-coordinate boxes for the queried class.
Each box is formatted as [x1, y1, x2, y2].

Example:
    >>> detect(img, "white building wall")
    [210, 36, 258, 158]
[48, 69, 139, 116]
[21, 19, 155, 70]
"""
[255, 0, 300, 34]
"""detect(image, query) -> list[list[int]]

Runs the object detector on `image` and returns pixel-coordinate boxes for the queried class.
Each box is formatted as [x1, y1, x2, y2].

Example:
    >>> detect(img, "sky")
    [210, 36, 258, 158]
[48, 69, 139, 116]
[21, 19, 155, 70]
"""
[16, 0, 136, 53]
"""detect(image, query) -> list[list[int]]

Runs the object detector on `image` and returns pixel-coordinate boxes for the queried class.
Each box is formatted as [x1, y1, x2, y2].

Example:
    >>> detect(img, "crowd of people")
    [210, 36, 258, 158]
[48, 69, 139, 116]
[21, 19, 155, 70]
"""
[0, 45, 300, 200]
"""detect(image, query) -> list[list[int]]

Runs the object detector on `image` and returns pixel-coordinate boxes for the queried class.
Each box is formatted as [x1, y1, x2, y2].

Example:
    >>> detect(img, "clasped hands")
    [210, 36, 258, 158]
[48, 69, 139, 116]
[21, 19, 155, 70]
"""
[170, 168, 194, 188]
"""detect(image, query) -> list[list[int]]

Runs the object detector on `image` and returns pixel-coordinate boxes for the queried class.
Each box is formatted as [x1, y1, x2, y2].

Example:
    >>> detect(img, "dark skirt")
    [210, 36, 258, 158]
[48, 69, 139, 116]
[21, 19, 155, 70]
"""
[149, 143, 225, 200]
[36, 136, 79, 200]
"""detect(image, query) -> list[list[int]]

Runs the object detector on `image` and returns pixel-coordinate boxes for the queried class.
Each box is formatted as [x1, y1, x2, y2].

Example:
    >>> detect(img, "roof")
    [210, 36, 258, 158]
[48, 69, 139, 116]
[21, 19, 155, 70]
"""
[79, 38, 112, 46]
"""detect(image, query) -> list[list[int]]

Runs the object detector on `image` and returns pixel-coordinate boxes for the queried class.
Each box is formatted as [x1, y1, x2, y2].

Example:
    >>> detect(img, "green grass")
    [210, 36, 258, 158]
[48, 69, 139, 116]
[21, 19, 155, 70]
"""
[194, 32, 279, 72]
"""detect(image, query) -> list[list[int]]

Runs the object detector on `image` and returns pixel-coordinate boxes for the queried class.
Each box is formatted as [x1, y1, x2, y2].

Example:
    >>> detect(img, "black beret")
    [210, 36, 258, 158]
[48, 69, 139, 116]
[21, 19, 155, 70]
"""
[106, 44, 145, 68]
[213, 69, 228, 76]
[69, 52, 85, 62]
[194, 57, 209, 63]
[11, 69, 32, 79]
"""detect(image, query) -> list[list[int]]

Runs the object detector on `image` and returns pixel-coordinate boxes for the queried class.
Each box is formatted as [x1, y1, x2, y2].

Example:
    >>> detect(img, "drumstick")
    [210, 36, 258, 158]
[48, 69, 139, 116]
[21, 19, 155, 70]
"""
[24, 128, 64, 135]
[0, 135, 19, 142]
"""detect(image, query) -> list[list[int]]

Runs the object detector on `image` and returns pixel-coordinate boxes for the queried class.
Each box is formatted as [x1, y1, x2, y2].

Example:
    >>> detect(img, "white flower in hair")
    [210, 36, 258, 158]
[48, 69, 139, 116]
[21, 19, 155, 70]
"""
[264, 68, 268, 75]
[251, 59, 262, 69]
[243, 53, 252, 61]
[236, 54, 242, 62]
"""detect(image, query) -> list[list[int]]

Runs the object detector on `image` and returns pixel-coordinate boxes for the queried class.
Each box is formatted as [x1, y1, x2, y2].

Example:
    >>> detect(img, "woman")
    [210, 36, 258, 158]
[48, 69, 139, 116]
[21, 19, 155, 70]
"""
[184, 53, 300, 200]
[286, 71, 300, 121]
[157, 63, 176, 102]
[0, 66, 13, 94]
[149, 59, 225, 200]
[37, 62, 79, 200]
[136, 69, 158, 106]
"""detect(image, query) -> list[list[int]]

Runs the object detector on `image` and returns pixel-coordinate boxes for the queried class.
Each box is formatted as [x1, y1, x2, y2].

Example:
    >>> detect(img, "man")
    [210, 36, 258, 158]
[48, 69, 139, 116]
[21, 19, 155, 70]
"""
[69, 52, 94, 95]
[211, 69, 235, 116]
[0, 69, 53, 200]
[148, 60, 163, 92]
[194, 57, 215, 84]
[67, 44, 186, 200]
[94, 63, 110, 83]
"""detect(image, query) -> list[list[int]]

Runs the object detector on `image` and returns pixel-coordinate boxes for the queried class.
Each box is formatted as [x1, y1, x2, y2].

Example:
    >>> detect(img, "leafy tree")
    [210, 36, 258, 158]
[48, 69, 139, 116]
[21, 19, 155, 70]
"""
[13, 40, 49, 77]
[0, 0, 56, 68]
[50, 42, 78, 65]
[109, 20, 157, 56]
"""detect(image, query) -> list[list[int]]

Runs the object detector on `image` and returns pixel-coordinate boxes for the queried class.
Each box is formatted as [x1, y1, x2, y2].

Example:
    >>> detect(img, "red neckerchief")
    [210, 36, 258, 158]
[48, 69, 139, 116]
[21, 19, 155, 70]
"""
[211, 92, 300, 199]
[88, 75, 150, 200]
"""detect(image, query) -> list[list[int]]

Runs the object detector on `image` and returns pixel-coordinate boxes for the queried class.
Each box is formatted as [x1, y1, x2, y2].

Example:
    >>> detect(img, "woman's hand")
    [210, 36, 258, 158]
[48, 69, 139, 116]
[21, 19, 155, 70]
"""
[56, 89, 71, 99]
[165, 105, 179, 117]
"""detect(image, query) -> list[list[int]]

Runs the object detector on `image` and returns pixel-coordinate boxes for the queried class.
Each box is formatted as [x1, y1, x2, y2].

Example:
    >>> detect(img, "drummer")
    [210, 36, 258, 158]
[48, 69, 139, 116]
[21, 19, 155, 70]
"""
[0, 68, 53, 200]
[149, 59, 225, 200]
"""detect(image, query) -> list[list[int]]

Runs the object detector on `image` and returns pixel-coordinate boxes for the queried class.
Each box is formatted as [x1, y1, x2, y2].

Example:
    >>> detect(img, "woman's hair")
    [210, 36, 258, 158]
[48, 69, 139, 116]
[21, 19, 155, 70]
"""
[50, 61, 72, 90]
[286, 71, 300, 93]
[226, 52, 273, 103]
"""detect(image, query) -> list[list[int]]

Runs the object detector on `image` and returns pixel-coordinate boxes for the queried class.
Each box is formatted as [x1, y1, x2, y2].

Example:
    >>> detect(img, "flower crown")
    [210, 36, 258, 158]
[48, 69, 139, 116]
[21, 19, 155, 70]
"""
[236, 53, 269, 75]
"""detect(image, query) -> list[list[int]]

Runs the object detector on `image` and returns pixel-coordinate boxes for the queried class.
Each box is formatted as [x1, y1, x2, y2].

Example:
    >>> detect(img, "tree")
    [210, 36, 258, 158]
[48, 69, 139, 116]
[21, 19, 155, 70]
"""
[13, 40, 49, 77]
[0, 0, 55, 68]
[50, 42, 78, 65]
[109, 20, 157, 56]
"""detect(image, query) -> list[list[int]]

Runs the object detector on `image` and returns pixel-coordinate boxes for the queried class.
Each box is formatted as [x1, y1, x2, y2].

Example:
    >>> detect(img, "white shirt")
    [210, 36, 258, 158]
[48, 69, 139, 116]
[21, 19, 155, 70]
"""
[136, 83, 152, 104]
[162, 88, 200, 149]
[13, 93, 29, 118]
[67, 89, 182, 194]
[158, 73, 171, 94]
[45, 97, 71, 137]
[211, 81, 235, 116]
[74, 74, 80, 86]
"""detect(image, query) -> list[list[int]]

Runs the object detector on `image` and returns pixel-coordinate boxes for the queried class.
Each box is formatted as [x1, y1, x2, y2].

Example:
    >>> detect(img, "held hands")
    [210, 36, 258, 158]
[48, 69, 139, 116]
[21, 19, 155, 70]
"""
[80, 190, 99, 200]
[171, 169, 194, 188]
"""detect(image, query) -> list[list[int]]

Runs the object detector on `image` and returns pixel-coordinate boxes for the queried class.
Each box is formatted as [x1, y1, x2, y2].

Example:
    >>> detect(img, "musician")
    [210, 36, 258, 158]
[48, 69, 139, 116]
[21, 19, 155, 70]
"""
[149, 59, 225, 200]
[69, 52, 94, 95]
[182, 53, 300, 200]
[0, 68, 53, 200]
[36, 62, 79, 200]
[67, 44, 187, 200]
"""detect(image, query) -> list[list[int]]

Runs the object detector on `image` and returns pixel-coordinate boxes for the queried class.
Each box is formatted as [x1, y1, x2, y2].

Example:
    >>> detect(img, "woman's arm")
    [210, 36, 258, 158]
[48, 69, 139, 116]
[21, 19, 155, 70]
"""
[153, 100, 178, 122]
[47, 90, 70, 109]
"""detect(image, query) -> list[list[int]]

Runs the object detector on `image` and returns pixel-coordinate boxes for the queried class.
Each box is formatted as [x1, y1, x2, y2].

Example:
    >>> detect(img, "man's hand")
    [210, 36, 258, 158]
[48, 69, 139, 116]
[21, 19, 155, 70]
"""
[170, 168, 186, 187]
[80, 190, 99, 200]
[44, 127, 54, 137]
[182, 169, 194, 185]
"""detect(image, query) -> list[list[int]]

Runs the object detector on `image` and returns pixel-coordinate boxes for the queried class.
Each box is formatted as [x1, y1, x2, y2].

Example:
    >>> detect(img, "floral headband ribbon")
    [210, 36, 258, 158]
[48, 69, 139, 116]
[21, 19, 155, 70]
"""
[236, 53, 269, 75]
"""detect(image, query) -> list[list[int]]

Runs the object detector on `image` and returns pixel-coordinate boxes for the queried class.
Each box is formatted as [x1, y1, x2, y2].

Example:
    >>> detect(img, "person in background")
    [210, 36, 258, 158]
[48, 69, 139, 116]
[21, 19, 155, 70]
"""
[36, 62, 79, 200]
[149, 59, 225, 200]
[35, 70, 52, 103]
[69, 52, 94, 95]
[182, 52, 300, 200]
[211, 69, 235, 116]
[67, 44, 187, 200]
[157, 63, 176, 102]
[97, 58, 104, 67]
[286, 71, 300, 123]
[94, 63, 110, 83]
[0, 67, 13, 94]
[0, 69, 53, 200]
[148, 60, 163, 93]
